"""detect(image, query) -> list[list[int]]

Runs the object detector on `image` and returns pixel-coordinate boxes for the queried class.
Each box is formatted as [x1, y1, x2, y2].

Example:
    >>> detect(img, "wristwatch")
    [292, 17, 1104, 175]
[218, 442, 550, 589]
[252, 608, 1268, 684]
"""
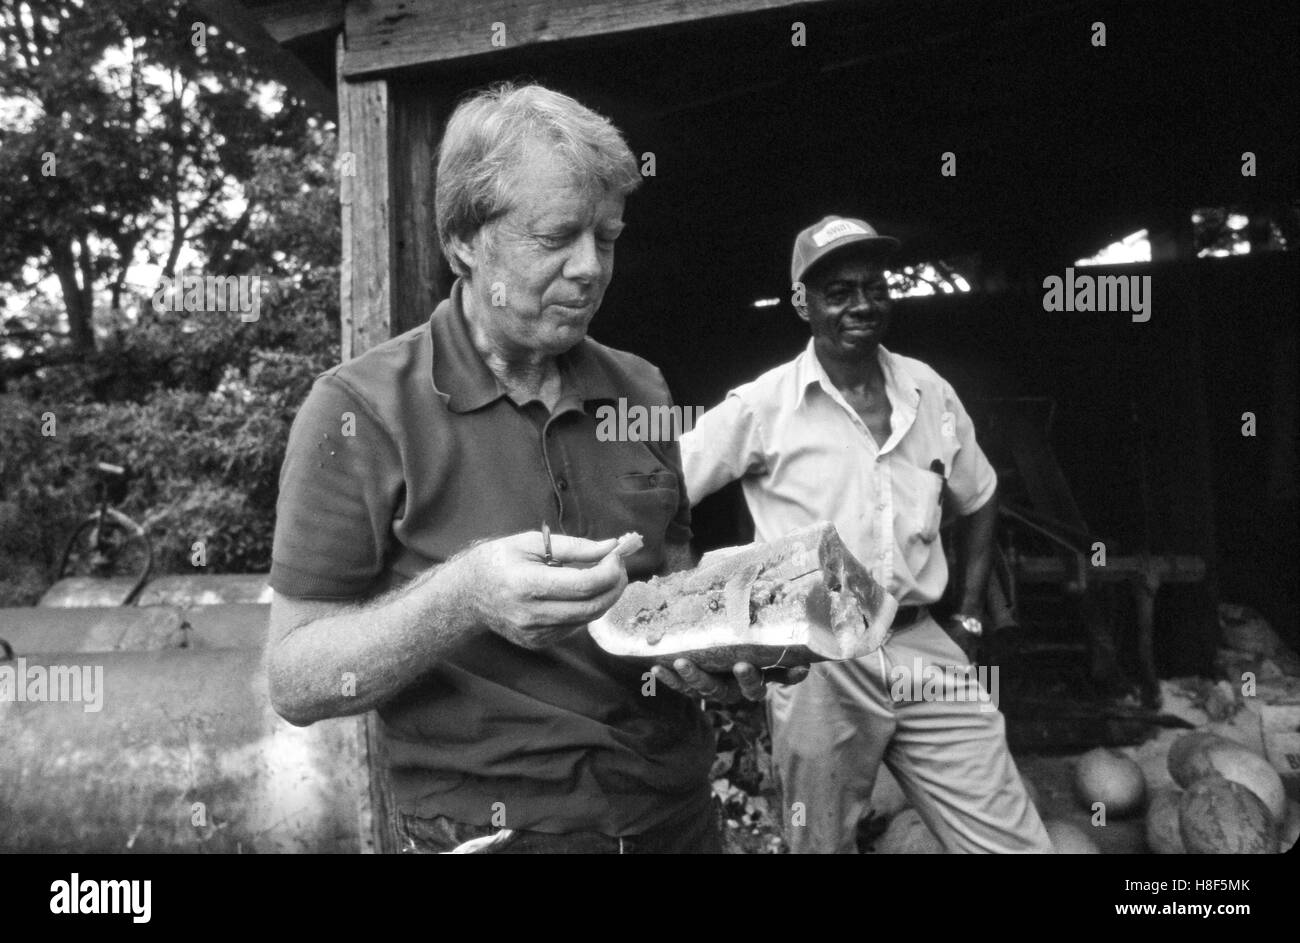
[950, 614, 984, 637]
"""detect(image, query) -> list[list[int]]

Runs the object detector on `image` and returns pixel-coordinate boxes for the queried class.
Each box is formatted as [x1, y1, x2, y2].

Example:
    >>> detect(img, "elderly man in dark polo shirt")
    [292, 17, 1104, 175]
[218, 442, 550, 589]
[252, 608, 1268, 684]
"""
[266, 82, 784, 854]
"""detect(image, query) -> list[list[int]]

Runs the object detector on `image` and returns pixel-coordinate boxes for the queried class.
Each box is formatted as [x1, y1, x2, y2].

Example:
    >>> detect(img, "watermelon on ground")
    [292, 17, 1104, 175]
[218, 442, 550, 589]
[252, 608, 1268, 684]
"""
[1178, 775, 1278, 854]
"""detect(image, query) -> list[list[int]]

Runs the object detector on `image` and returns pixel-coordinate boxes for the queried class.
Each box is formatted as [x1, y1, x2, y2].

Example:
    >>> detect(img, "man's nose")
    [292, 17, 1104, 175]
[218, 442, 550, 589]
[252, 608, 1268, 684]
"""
[846, 288, 881, 312]
[563, 231, 604, 282]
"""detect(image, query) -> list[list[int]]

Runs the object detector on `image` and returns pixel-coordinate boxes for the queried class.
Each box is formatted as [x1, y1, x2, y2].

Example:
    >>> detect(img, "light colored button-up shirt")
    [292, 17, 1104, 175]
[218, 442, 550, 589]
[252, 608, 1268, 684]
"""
[681, 341, 997, 606]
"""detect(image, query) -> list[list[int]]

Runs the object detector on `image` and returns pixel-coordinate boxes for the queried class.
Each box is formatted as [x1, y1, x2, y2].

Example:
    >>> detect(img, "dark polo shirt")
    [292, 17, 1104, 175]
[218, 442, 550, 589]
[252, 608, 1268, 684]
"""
[270, 283, 715, 835]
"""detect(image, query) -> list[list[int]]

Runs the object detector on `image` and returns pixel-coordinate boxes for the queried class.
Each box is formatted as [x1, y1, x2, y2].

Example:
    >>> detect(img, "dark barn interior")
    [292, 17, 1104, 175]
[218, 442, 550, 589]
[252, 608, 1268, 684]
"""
[218, 0, 1299, 688]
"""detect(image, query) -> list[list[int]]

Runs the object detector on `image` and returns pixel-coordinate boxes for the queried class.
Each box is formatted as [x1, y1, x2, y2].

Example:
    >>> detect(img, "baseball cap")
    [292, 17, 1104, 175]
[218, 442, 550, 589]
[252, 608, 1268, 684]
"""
[791, 215, 900, 286]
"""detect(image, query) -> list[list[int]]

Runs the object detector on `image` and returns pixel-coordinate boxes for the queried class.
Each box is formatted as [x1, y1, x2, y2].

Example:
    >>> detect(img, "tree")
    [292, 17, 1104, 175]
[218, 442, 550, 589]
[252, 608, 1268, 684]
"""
[0, 123, 341, 603]
[0, 0, 313, 366]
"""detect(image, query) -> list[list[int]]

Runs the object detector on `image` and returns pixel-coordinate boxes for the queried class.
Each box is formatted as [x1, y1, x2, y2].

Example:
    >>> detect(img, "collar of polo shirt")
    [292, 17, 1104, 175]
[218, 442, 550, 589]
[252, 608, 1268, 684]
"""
[430, 279, 622, 414]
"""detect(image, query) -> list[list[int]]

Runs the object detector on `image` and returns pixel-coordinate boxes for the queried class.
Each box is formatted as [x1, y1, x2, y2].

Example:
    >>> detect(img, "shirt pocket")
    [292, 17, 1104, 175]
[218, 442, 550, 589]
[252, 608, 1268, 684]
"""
[610, 469, 681, 571]
[895, 463, 945, 548]
[614, 470, 681, 525]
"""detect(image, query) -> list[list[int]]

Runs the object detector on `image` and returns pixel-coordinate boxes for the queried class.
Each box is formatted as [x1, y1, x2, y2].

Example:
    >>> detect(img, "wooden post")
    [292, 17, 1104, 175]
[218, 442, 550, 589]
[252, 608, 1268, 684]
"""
[336, 34, 402, 852]
[357, 712, 402, 854]
[336, 34, 394, 359]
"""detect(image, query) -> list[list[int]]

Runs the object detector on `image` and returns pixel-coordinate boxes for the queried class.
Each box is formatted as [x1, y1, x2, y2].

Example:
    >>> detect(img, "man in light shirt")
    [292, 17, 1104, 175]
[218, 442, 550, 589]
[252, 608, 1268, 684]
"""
[681, 216, 1053, 854]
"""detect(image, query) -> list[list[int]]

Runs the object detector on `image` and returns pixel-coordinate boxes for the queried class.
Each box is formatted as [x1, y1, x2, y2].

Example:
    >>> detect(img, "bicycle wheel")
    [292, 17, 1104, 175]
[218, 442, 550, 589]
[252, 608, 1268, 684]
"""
[58, 511, 153, 603]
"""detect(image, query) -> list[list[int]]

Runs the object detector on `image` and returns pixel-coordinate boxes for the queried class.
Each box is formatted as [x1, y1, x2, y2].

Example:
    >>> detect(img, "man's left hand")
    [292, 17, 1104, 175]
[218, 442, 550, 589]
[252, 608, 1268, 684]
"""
[651, 659, 810, 703]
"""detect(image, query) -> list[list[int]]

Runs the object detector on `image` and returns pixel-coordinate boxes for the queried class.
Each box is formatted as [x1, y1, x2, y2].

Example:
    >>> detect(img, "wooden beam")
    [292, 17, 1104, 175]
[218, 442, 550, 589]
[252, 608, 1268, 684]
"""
[194, 0, 337, 116]
[342, 0, 847, 77]
[337, 35, 394, 359]
[258, 0, 344, 44]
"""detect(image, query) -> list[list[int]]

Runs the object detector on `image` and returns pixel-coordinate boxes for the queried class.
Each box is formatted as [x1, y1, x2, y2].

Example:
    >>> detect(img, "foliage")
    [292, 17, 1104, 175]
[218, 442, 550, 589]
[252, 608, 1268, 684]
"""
[0, 0, 316, 353]
[708, 700, 788, 853]
[0, 113, 340, 605]
[0, 291, 337, 605]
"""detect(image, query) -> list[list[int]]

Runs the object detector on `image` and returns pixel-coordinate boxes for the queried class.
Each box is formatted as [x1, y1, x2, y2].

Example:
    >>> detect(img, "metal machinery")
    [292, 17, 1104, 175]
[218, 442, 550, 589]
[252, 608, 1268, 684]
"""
[955, 398, 1209, 745]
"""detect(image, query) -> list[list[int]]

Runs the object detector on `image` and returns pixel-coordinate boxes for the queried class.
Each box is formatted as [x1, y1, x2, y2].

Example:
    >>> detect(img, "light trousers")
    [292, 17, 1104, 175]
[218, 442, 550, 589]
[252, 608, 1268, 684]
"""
[768, 616, 1054, 854]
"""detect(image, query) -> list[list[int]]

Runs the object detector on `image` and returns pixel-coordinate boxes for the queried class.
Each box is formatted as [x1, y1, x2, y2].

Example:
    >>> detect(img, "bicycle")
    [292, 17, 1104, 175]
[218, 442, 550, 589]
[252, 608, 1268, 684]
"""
[56, 461, 154, 606]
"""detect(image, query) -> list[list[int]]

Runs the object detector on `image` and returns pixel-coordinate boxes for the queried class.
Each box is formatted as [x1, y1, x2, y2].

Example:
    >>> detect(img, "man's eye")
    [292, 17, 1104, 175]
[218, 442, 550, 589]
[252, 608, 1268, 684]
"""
[536, 235, 567, 249]
[824, 288, 889, 306]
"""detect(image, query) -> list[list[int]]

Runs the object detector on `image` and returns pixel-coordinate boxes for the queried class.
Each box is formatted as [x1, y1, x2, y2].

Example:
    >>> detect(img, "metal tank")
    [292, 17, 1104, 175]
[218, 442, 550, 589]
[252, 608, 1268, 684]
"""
[0, 577, 376, 853]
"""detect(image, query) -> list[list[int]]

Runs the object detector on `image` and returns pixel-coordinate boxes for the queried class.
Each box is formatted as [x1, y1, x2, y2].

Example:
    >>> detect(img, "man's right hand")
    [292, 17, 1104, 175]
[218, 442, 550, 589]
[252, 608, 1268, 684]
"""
[455, 532, 629, 651]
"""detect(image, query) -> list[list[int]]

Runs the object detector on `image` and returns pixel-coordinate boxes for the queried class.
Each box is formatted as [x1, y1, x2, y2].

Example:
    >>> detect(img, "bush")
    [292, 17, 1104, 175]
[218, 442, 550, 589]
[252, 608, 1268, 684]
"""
[0, 289, 338, 606]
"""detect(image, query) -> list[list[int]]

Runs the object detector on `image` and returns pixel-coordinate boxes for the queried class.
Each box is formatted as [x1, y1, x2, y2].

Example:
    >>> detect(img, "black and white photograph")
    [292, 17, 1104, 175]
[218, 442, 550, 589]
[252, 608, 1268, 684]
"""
[0, 0, 1297, 916]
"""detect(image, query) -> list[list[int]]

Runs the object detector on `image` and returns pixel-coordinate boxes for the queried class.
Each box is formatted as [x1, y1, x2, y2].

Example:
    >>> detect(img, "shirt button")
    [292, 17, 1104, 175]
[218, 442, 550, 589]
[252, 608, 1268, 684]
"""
[556, 477, 569, 491]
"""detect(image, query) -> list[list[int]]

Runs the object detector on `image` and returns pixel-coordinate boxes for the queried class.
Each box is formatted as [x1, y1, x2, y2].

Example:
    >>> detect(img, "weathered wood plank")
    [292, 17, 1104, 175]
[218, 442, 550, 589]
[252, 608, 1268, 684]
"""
[359, 712, 402, 853]
[342, 0, 846, 77]
[336, 38, 402, 847]
[337, 34, 394, 359]
[391, 87, 452, 335]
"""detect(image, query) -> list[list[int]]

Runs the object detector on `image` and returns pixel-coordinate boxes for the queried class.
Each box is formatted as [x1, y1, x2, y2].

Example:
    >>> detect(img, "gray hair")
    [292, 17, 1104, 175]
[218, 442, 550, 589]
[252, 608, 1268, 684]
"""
[435, 82, 642, 277]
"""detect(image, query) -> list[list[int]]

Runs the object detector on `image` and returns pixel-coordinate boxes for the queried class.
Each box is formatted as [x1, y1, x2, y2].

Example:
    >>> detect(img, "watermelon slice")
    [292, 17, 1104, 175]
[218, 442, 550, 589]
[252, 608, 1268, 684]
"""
[589, 521, 897, 671]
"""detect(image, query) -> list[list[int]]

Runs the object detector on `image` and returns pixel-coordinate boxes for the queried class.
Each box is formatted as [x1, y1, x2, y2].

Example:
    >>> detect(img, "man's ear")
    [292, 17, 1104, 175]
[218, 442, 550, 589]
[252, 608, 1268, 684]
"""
[793, 304, 811, 325]
[447, 231, 477, 276]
